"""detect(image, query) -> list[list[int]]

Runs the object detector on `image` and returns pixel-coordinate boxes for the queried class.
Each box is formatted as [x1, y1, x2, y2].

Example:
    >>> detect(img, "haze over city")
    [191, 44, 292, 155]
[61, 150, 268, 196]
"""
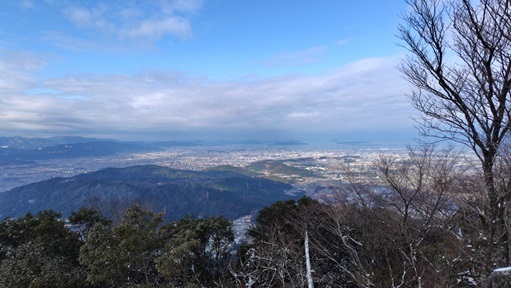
[0, 0, 417, 145]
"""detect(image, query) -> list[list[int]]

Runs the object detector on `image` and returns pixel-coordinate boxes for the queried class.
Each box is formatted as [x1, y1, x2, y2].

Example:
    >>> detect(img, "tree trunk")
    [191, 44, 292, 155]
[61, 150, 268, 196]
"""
[305, 230, 314, 288]
[483, 154, 510, 285]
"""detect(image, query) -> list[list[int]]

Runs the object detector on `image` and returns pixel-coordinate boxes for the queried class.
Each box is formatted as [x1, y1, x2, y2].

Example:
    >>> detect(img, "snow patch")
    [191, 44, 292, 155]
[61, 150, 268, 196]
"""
[494, 267, 511, 272]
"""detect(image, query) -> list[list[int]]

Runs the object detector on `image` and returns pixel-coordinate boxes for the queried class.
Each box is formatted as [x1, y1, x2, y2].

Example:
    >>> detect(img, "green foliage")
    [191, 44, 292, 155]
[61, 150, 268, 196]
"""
[0, 210, 86, 288]
[249, 196, 316, 241]
[79, 204, 168, 287]
[0, 210, 81, 262]
[69, 206, 111, 230]
[156, 215, 234, 287]
[0, 242, 85, 288]
[69, 206, 111, 241]
[79, 204, 235, 287]
[0, 191, 478, 287]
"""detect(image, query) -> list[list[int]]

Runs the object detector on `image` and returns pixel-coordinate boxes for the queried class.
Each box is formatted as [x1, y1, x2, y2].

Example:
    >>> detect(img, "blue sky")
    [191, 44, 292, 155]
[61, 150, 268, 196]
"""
[0, 0, 417, 145]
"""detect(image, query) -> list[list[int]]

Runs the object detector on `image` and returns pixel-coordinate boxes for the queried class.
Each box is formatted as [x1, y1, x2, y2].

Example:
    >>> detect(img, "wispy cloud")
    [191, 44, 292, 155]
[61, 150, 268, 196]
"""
[334, 37, 353, 46]
[258, 46, 326, 67]
[63, 5, 114, 31]
[0, 50, 43, 93]
[0, 51, 413, 140]
[19, 0, 34, 9]
[42, 31, 113, 52]
[44, 0, 203, 49]
[257, 38, 353, 68]
[120, 16, 192, 41]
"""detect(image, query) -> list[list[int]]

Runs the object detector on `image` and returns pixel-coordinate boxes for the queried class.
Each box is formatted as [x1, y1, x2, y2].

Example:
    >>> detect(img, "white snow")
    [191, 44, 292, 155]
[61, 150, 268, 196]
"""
[494, 267, 511, 272]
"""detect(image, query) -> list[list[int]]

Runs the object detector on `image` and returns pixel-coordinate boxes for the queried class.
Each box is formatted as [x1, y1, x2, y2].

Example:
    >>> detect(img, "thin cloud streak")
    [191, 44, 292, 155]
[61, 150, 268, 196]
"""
[258, 46, 327, 67]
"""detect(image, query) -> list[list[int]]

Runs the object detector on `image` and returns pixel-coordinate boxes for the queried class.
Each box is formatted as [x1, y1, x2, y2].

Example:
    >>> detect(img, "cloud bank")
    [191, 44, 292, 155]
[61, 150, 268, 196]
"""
[0, 51, 414, 142]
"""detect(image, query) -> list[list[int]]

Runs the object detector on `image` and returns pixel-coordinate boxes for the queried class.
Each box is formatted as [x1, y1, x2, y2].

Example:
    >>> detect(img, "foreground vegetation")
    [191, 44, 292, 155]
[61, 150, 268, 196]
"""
[0, 205, 233, 288]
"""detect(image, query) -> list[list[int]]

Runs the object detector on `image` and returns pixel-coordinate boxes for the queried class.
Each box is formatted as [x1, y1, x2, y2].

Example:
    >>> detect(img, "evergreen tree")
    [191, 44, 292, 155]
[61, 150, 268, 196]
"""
[0, 210, 86, 288]
[79, 204, 169, 287]
[156, 216, 234, 287]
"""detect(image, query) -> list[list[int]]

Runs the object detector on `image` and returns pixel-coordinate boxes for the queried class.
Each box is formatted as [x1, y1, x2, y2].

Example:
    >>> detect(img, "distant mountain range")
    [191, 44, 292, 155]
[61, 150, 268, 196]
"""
[0, 141, 162, 163]
[0, 136, 111, 150]
[0, 136, 309, 164]
[0, 165, 300, 221]
[0, 136, 309, 149]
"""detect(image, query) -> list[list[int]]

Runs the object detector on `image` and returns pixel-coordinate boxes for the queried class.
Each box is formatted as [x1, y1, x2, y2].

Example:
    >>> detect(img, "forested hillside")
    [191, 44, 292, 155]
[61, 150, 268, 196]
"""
[0, 164, 298, 221]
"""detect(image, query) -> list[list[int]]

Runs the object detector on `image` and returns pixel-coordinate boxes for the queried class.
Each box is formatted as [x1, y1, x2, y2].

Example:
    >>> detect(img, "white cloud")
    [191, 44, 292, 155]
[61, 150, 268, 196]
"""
[58, 0, 201, 44]
[63, 5, 113, 31]
[122, 16, 192, 40]
[0, 52, 414, 140]
[0, 50, 43, 92]
[64, 6, 96, 27]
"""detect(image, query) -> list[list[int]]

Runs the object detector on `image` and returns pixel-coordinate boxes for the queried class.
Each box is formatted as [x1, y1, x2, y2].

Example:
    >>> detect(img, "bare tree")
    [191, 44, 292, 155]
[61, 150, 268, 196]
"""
[230, 221, 308, 287]
[398, 0, 511, 279]
[231, 199, 352, 287]
[316, 146, 468, 287]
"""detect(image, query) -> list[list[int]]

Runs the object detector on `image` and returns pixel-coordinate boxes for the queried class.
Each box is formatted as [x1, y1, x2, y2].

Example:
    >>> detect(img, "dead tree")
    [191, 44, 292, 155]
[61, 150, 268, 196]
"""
[398, 0, 511, 280]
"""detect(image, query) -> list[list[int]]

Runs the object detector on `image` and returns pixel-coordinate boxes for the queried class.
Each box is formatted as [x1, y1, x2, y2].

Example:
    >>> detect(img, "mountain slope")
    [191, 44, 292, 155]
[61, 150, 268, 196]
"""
[247, 160, 316, 177]
[0, 165, 299, 221]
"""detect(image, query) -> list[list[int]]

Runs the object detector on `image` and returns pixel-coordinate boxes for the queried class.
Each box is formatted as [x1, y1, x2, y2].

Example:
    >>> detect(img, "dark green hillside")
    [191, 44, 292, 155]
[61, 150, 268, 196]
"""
[204, 164, 261, 177]
[0, 165, 298, 221]
[247, 160, 316, 177]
